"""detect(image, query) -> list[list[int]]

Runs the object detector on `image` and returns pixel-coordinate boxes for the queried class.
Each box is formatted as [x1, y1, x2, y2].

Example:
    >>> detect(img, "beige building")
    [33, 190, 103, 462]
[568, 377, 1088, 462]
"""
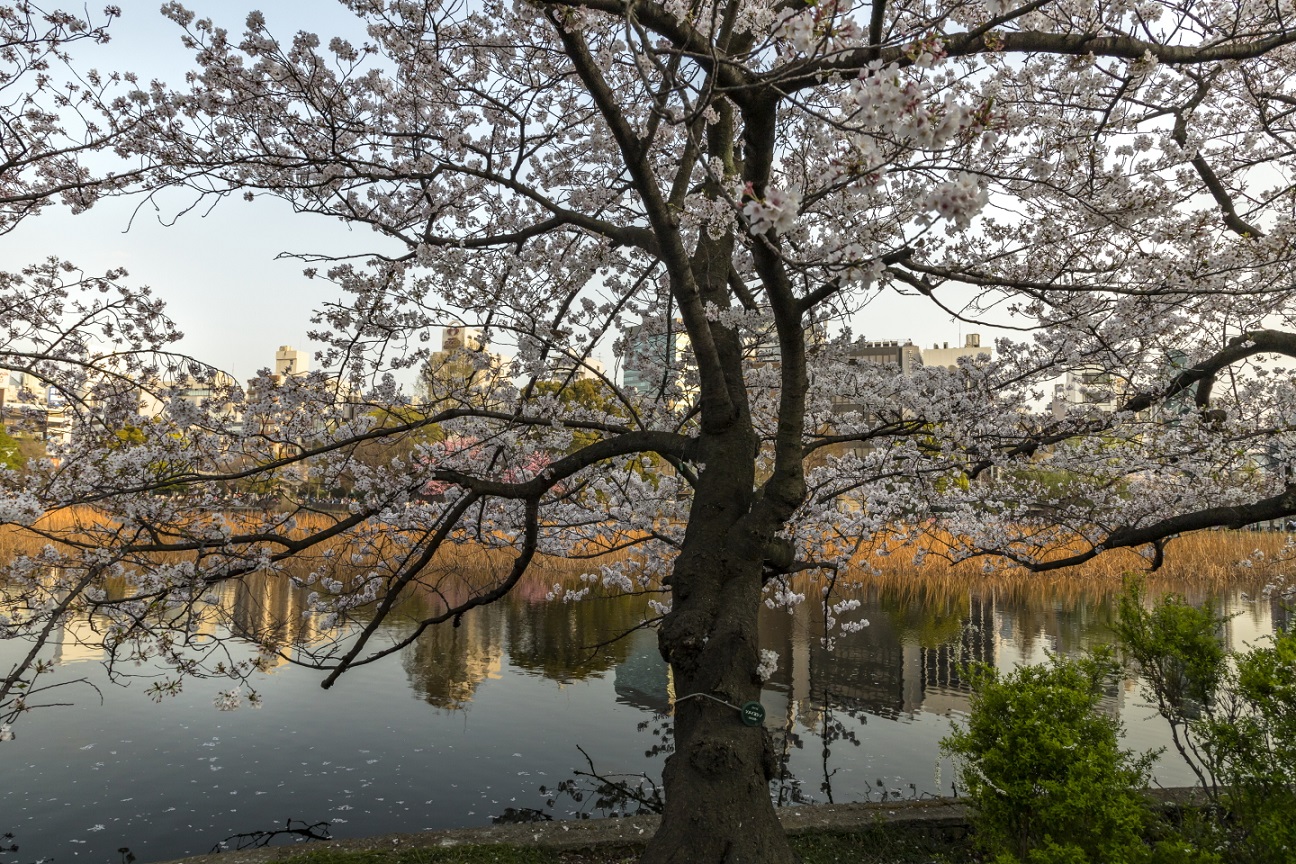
[921, 334, 989, 370]
[1, 369, 73, 446]
[275, 345, 310, 378]
[420, 327, 509, 408]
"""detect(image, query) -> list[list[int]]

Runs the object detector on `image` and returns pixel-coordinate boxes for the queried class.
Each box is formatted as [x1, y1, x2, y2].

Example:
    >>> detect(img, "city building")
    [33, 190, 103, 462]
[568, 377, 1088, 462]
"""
[420, 326, 509, 408]
[849, 338, 923, 374]
[549, 357, 606, 382]
[441, 326, 484, 353]
[829, 338, 922, 419]
[921, 334, 989, 370]
[1050, 366, 1122, 419]
[823, 333, 992, 464]
[621, 320, 690, 397]
[250, 345, 364, 426]
[132, 371, 242, 429]
[275, 344, 311, 378]
[1160, 349, 1195, 418]
[1, 369, 30, 408]
[1, 369, 72, 446]
[172, 371, 241, 416]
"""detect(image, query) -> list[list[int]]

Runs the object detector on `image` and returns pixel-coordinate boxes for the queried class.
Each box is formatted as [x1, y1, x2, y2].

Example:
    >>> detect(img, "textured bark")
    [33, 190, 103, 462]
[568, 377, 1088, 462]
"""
[638, 53, 800, 862]
[641, 427, 797, 864]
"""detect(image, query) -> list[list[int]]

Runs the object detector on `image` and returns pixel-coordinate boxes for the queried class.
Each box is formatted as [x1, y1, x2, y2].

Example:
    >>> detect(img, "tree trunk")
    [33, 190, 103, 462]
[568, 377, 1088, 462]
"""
[641, 430, 797, 864]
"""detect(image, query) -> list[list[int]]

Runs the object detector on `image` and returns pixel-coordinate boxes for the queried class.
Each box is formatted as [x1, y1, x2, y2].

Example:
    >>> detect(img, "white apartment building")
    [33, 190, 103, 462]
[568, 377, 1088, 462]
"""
[1050, 367, 1122, 419]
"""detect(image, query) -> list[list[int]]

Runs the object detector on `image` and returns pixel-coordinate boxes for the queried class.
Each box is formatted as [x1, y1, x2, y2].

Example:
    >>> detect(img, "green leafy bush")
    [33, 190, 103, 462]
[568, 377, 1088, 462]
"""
[1116, 582, 1296, 864]
[942, 650, 1156, 864]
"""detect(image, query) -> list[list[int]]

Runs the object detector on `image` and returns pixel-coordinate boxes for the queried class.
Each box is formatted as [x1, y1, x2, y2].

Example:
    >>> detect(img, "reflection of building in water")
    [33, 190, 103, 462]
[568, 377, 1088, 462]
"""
[761, 588, 997, 727]
[816, 608, 909, 720]
[401, 590, 656, 711]
[613, 627, 671, 713]
[1272, 594, 1294, 635]
[761, 592, 918, 728]
[227, 573, 337, 665]
[990, 589, 1119, 665]
[402, 603, 504, 710]
[760, 590, 1010, 732]
[918, 595, 995, 715]
[52, 616, 106, 665]
[1225, 591, 1276, 649]
[505, 592, 642, 684]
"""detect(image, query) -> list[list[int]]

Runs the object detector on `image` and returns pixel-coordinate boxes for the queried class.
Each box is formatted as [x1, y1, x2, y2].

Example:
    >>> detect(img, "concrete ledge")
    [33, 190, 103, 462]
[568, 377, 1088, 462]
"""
[153, 788, 1201, 864]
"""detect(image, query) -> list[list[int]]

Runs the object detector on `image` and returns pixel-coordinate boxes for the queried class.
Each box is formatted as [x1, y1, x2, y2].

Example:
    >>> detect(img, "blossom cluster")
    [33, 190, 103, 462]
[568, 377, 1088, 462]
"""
[743, 185, 802, 236]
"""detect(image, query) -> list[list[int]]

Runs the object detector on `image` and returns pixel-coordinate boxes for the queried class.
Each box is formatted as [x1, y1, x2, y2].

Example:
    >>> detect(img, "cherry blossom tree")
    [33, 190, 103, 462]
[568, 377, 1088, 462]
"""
[0, 1, 195, 427]
[7, 1, 1296, 862]
[0, 2, 204, 746]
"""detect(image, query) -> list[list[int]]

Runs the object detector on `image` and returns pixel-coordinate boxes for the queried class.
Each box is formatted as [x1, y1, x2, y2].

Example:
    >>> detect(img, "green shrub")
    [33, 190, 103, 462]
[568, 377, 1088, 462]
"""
[1116, 582, 1296, 864]
[942, 650, 1156, 864]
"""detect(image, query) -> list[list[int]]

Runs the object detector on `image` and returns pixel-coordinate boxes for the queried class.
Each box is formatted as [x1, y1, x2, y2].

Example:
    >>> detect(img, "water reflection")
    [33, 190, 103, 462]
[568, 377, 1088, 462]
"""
[202, 569, 1285, 735]
[226, 572, 340, 659]
[51, 615, 108, 665]
[1, 569, 1289, 864]
[33, 569, 1290, 726]
[612, 627, 672, 714]
[72, 569, 1290, 723]
[402, 604, 503, 709]
[759, 582, 1288, 730]
[504, 594, 646, 684]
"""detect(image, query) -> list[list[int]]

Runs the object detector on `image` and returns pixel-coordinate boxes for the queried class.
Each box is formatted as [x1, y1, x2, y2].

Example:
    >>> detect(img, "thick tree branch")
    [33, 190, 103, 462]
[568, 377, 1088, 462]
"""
[548, 9, 738, 430]
[1008, 483, 1296, 572]
[963, 329, 1296, 480]
[776, 26, 1296, 91]
[430, 429, 692, 499]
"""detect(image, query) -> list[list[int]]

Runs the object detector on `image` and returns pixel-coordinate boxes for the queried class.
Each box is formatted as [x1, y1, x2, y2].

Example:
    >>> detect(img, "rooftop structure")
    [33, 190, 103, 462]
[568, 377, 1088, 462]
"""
[848, 339, 923, 374]
[922, 334, 989, 370]
[275, 345, 310, 378]
[420, 326, 508, 408]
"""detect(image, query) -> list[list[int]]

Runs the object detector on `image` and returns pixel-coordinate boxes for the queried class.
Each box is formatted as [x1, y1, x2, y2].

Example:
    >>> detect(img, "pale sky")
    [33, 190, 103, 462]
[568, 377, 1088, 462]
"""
[3, 1, 985, 390]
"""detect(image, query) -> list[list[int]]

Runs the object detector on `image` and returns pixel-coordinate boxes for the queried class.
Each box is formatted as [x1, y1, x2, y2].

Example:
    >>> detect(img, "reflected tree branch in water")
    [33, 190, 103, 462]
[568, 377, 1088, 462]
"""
[770, 695, 809, 808]
[0, 832, 18, 864]
[540, 744, 665, 820]
[209, 819, 332, 853]
[320, 496, 540, 687]
[576, 614, 664, 663]
[1, 567, 102, 726]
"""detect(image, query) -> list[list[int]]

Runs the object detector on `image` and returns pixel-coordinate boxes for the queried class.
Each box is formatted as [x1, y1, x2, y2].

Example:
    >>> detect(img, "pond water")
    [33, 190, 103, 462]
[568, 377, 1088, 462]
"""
[1, 574, 1288, 863]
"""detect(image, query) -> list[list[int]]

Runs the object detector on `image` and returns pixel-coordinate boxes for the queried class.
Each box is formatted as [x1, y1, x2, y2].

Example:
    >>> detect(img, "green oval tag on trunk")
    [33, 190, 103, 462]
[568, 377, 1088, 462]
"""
[740, 701, 765, 726]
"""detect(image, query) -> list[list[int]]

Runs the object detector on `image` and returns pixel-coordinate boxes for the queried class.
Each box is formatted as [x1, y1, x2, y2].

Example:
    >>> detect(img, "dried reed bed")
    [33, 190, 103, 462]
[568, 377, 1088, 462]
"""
[0, 507, 640, 586]
[272, 512, 644, 585]
[0, 509, 111, 559]
[828, 529, 1289, 606]
[3, 509, 1286, 604]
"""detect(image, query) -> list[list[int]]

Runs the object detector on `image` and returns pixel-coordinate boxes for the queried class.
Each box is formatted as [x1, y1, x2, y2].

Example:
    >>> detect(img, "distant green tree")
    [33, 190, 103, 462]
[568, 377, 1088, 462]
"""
[0, 426, 22, 472]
